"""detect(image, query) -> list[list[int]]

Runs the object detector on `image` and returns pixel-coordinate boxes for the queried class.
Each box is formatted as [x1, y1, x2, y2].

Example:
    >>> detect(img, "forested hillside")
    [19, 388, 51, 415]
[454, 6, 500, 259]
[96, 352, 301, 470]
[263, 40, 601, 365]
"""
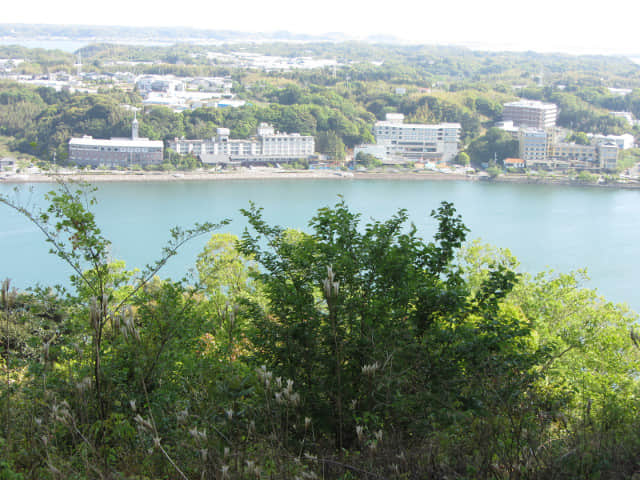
[1, 183, 639, 478]
[2, 42, 640, 167]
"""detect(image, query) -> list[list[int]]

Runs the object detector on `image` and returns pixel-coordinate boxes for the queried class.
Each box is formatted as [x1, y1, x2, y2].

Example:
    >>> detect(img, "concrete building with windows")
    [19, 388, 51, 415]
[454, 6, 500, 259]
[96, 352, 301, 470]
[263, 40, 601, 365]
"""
[518, 128, 554, 168]
[551, 142, 598, 169]
[517, 126, 621, 171]
[168, 123, 314, 165]
[598, 142, 620, 171]
[503, 100, 557, 129]
[69, 115, 163, 168]
[354, 113, 461, 164]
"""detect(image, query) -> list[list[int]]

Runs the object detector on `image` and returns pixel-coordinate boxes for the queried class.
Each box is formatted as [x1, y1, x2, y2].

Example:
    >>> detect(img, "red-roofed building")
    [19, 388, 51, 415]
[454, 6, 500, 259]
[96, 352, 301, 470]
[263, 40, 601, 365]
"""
[503, 158, 526, 169]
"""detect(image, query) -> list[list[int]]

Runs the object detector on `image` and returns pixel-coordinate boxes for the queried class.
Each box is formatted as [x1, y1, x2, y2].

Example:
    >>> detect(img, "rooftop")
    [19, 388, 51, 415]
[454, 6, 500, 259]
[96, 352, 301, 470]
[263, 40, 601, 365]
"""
[504, 99, 557, 109]
[69, 136, 163, 148]
[376, 121, 462, 129]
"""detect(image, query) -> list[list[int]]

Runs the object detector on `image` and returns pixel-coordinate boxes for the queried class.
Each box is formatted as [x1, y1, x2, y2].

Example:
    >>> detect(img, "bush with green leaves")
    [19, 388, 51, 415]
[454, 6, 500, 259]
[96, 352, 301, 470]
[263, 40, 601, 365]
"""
[2, 183, 640, 479]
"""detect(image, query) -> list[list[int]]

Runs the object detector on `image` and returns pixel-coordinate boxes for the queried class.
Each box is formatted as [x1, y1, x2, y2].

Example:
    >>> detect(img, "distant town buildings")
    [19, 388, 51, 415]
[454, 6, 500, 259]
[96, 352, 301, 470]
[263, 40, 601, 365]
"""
[135, 75, 243, 112]
[607, 87, 632, 96]
[202, 51, 341, 72]
[503, 100, 557, 129]
[0, 58, 24, 73]
[68, 115, 163, 168]
[168, 123, 315, 165]
[354, 113, 461, 164]
[0, 68, 244, 112]
[609, 111, 635, 126]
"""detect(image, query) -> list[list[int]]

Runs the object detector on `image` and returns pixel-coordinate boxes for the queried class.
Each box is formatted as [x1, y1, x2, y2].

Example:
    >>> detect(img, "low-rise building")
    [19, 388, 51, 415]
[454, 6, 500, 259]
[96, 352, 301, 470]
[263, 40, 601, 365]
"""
[69, 116, 163, 168]
[503, 158, 526, 169]
[551, 142, 598, 169]
[589, 133, 635, 150]
[0, 157, 15, 170]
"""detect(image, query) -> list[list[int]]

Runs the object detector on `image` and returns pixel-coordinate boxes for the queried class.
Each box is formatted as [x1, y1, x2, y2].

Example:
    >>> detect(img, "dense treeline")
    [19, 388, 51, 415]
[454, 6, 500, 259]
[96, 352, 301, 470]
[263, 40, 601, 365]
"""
[0, 80, 376, 161]
[1, 184, 640, 478]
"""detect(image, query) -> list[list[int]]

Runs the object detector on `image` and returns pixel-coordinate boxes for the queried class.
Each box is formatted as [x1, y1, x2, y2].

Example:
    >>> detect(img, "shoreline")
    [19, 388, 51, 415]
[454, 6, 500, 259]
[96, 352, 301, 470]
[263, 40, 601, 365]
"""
[2, 169, 640, 189]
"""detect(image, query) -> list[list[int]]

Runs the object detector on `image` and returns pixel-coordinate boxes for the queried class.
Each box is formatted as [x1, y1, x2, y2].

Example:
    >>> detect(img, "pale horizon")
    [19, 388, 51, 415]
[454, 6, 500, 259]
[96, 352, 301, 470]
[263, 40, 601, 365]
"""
[3, 0, 640, 56]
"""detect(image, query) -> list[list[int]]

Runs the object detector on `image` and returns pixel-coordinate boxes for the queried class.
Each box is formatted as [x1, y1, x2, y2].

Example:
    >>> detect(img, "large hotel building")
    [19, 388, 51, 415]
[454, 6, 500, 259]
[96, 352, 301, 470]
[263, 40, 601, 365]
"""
[168, 123, 315, 165]
[354, 113, 461, 164]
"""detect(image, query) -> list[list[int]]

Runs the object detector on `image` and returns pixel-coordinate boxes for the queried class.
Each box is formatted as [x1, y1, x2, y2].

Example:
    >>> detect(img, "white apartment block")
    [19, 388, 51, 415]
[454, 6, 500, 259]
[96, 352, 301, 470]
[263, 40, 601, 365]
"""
[503, 100, 557, 129]
[168, 123, 314, 164]
[356, 113, 460, 163]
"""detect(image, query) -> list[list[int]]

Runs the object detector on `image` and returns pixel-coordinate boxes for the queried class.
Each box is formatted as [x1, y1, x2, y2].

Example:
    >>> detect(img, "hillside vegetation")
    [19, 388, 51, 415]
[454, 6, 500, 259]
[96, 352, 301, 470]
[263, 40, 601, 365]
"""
[1, 183, 639, 479]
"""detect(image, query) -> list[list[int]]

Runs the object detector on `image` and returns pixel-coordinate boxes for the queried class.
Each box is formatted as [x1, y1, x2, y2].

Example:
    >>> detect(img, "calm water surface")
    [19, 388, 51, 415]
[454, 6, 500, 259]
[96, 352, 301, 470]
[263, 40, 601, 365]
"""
[1, 179, 638, 310]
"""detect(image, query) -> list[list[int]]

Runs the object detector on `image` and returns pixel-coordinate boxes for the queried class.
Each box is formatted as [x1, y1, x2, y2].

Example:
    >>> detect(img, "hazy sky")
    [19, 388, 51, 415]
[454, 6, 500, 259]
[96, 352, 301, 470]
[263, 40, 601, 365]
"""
[4, 0, 640, 55]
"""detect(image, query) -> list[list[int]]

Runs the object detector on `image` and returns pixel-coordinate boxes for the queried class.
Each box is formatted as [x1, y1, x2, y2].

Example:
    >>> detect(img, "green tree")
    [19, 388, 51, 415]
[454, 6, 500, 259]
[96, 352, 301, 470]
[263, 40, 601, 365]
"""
[316, 130, 345, 160]
[566, 131, 590, 145]
[454, 151, 470, 166]
[467, 127, 519, 167]
[355, 151, 382, 168]
[0, 181, 227, 420]
[237, 200, 539, 453]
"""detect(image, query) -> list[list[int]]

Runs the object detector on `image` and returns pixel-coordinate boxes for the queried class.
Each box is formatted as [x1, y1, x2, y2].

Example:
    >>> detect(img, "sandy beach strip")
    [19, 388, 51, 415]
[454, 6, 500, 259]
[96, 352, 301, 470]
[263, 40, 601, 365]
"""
[1, 169, 639, 188]
[0, 169, 476, 183]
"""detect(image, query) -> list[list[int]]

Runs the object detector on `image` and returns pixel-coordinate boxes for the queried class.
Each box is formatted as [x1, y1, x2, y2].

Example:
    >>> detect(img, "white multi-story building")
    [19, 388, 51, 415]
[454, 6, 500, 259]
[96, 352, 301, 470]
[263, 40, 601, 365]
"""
[518, 129, 554, 168]
[69, 115, 163, 168]
[503, 100, 557, 129]
[168, 123, 314, 165]
[355, 113, 461, 164]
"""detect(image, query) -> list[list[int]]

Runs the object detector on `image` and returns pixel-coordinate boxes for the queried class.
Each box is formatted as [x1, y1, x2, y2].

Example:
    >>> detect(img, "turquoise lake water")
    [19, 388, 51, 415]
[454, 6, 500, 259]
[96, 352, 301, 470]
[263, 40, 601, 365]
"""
[1, 179, 638, 311]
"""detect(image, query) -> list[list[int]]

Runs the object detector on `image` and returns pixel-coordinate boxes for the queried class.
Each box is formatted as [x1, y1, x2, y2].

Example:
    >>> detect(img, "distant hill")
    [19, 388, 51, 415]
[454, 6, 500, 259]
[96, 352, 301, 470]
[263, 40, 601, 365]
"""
[0, 23, 356, 45]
